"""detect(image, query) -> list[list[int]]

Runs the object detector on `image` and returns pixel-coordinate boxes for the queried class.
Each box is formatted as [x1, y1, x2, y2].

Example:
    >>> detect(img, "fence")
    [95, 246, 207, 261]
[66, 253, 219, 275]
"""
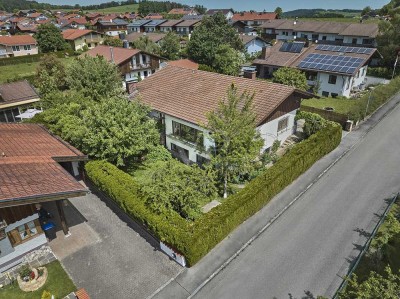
[301, 105, 349, 128]
[333, 193, 399, 298]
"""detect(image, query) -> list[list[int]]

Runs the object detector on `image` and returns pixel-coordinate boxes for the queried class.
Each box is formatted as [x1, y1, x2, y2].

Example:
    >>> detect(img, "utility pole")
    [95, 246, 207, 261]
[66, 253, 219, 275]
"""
[392, 51, 399, 80]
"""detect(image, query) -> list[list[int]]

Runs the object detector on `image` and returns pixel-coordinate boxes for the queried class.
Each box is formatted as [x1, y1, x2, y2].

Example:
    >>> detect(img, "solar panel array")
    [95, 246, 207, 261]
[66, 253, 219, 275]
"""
[280, 42, 305, 53]
[298, 53, 365, 75]
[315, 44, 374, 55]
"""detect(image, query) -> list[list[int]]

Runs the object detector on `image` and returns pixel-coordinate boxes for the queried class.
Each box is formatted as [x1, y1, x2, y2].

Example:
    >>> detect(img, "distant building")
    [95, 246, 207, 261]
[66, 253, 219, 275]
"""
[206, 9, 234, 20]
[232, 12, 277, 27]
[0, 35, 37, 58]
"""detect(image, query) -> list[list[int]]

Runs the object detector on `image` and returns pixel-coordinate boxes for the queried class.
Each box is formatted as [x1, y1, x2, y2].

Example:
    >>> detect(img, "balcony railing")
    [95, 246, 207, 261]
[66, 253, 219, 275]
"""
[131, 63, 151, 70]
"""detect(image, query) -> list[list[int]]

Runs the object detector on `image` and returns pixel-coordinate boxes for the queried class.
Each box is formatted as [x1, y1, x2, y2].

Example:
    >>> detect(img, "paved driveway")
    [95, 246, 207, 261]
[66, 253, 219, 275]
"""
[60, 192, 182, 299]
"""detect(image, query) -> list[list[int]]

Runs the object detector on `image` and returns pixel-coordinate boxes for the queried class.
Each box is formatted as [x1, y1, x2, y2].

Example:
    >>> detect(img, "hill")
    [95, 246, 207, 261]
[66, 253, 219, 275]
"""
[283, 9, 361, 18]
[93, 4, 139, 13]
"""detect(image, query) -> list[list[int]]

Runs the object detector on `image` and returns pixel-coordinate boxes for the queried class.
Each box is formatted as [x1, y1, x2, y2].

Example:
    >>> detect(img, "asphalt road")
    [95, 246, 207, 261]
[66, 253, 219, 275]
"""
[193, 102, 400, 299]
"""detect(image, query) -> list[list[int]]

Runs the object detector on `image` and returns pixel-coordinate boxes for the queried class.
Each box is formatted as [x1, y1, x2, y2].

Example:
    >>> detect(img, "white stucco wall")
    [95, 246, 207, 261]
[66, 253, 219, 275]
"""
[318, 72, 349, 97]
[257, 110, 297, 152]
[245, 39, 267, 55]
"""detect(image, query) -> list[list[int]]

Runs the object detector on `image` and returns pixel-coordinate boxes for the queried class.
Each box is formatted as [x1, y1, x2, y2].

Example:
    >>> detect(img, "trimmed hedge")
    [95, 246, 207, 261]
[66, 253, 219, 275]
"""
[85, 123, 342, 266]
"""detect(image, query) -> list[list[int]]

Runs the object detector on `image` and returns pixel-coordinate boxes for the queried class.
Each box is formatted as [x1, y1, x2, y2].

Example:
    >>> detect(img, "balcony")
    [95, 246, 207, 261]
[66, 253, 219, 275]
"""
[131, 63, 151, 70]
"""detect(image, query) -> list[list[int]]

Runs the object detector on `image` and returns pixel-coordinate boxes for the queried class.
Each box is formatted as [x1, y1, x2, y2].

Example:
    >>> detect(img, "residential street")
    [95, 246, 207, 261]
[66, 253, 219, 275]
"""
[190, 100, 400, 298]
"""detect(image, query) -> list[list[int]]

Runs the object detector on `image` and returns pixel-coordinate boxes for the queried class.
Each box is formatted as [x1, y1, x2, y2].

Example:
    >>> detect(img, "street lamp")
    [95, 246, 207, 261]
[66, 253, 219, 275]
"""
[365, 87, 374, 119]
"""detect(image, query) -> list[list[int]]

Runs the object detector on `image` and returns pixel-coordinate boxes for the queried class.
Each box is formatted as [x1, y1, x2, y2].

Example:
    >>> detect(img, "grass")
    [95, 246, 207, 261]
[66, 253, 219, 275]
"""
[296, 17, 381, 23]
[0, 261, 76, 299]
[0, 57, 73, 83]
[90, 4, 139, 13]
[301, 97, 363, 115]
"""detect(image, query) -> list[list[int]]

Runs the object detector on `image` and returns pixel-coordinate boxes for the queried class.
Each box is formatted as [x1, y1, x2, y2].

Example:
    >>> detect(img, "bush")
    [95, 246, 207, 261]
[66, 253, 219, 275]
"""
[367, 67, 399, 79]
[85, 123, 342, 266]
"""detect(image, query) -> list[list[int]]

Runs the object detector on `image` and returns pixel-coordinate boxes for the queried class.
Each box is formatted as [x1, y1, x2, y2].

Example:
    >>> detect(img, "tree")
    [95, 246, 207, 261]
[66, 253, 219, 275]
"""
[140, 159, 217, 220]
[274, 7, 283, 18]
[35, 23, 67, 53]
[132, 36, 160, 55]
[205, 84, 264, 197]
[376, 15, 400, 68]
[272, 67, 309, 91]
[160, 31, 180, 60]
[35, 55, 66, 97]
[65, 55, 123, 101]
[361, 6, 372, 16]
[187, 13, 244, 66]
[213, 44, 244, 76]
[339, 267, 400, 299]
[103, 36, 123, 47]
[194, 4, 207, 15]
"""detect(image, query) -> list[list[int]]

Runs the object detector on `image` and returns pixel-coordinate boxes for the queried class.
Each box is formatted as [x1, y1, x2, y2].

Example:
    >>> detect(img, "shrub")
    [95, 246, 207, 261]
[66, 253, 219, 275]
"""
[367, 67, 399, 79]
[41, 290, 52, 299]
[85, 123, 342, 266]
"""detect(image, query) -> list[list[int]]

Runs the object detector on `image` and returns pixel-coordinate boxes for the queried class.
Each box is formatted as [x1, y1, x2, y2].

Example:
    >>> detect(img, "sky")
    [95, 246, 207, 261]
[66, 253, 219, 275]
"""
[36, 0, 390, 11]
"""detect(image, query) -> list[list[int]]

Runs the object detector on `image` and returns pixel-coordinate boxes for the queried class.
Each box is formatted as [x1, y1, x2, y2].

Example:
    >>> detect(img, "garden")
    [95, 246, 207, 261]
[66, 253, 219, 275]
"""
[0, 261, 76, 299]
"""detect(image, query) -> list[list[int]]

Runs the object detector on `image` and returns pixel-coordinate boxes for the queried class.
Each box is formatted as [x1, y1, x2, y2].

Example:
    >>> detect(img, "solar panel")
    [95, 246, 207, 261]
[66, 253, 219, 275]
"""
[315, 44, 374, 55]
[280, 42, 305, 53]
[298, 53, 365, 75]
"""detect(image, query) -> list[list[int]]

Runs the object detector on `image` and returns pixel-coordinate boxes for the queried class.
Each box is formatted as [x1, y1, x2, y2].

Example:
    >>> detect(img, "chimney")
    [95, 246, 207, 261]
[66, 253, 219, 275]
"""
[243, 70, 257, 80]
[126, 80, 138, 94]
[110, 47, 114, 63]
[123, 40, 129, 48]
[261, 46, 271, 59]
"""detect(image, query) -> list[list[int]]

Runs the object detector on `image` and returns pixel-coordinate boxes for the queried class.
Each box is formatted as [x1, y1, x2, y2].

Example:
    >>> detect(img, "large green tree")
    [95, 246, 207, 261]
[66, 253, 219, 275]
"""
[66, 55, 123, 101]
[376, 15, 400, 68]
[187, 13, 244, 66]
[140, 159, 217, 220]
[132, 36, 160, 55]
[103, 36, 123, 48]
[213, 44, 244, 76]
[35, 23, 67, 53]
[35, 55, 66, 98]
[205, 84, 264, 197]
[160, 31, 180, 60]
[272, 67, 309, 91]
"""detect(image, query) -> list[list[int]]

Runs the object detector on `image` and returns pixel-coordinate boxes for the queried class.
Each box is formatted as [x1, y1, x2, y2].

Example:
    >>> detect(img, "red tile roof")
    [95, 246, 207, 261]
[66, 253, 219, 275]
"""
[167, 59, 198, 70]
[0, 124, 88, 203]
[62, 29, 93, 40]
[232, 12, 277, 22]
[136, 66, 310, 126]
[0, 35, 36, 46]
[83, 45, 140, 65]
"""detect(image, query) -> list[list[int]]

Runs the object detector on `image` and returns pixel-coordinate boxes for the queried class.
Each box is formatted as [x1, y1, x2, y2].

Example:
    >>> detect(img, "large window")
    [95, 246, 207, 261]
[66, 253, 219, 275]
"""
[172, 121, 202, 145]
[7, 219, 42, 247]
[328, 75, 337, 85]
[277, 117, 289, 133]
[12, 45, 20, 51]
[23, 45, 31, 51]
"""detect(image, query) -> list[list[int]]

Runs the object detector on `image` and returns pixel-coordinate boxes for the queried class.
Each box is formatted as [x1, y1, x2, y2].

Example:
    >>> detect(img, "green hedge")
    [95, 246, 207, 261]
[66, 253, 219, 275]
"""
[367, 67, 399, 80]
[85, 123, 342, 266]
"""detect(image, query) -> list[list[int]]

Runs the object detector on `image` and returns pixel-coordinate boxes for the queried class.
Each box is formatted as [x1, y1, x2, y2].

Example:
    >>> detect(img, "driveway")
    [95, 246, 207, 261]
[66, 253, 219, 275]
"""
[57, 192, 182, 299]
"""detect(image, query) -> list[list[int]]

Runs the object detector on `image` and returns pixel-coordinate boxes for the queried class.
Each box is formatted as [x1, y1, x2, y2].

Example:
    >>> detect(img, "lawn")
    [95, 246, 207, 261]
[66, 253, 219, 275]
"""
[296, 17, 380, 23]
[91, 4, 139, 13]
[0, 261, 77, 299]
[301, 97, 363, 115]
[0, 57, 73, 83]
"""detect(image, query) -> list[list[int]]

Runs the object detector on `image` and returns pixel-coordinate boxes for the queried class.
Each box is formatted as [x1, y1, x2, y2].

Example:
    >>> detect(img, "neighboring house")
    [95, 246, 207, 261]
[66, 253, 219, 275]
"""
[145, 13, 164, 20]
[175, 19, 201, 35]
[15, 22, 38, 35]
[168, 8, 198, 16]
[232, 12, 277, 27]
[84, 45, 165, 86]
[0, 123, 88, 273]
[143, 19, 167, 32]
[62, 29, 104, 51]
[206, 9, 234, 20]
[159, 19, 184, 32]
[0, 35, 37, 58]
[239, 35, 270, 55]
[95, 18, 128, 36]
[135, 65, 313, 164]
[167, 59, 199, 70]
[125, 32, 166, 46]
[253, 41, 376, 97]
[0, 81, 40, 123]
[127, 19, 151, 33]
[261, 20, 379, 47]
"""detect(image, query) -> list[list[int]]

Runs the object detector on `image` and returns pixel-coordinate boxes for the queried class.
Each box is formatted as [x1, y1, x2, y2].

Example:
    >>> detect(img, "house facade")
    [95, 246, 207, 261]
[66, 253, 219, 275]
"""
[135, 66, 313, 164]
[261, 20, 379, 47]
[239, 35, 270, 55]
[127, 19, 151, 33]
[159, 19, 184, 32]
[0, 35, 37, 58]
[232, 12, 277, 27]
[0, 80, 41, 123]
[206, 9, 234, 20]
[253, 41, 376, 97]
[175, 19, 201, 35]
[62, 29, 104, 51]
[143, 19, 167, 32]
[0, 123, 88, 273]
[95, 19, 128, 36]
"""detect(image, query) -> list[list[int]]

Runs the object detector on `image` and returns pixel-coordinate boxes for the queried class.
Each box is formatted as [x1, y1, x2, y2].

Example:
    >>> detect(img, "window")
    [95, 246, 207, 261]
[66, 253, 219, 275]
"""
[12, 45, 20, 51]
[322, 36, 327, 41]
[331, 93, 338, 98]
[172, 121, 202, 145]
[352, 38, 357, 44]
[23, 45, 31, 51]
[7, 220, 42, 247]
[196, 154, 209, 167]
[328, 75, 337, 85]
[277, 117, 289, 132]
[170, 143, 189, 160]
[322, 91, 329, 97]
[142, 54, 147, 63]
[144, 70, 148, 77]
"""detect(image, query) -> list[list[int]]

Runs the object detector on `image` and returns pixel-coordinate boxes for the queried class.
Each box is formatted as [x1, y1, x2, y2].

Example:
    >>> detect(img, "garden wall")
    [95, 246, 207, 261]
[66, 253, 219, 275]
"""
[85, 123, 342, 266]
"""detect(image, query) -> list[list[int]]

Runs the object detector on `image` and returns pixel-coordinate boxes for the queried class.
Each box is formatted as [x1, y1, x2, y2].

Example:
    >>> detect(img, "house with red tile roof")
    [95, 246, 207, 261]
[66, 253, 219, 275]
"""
[83, 45, 166, 88]
[168, 8, 198, 16]
[0, 35, 37, 58]
[0, 80, 40, 123]
[0, 123, 88, 273]
[62, 29, 104, 51]
[232, 12, 277, 27]
[167, 59, 198, 70]
[134, 65, 313, 164]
